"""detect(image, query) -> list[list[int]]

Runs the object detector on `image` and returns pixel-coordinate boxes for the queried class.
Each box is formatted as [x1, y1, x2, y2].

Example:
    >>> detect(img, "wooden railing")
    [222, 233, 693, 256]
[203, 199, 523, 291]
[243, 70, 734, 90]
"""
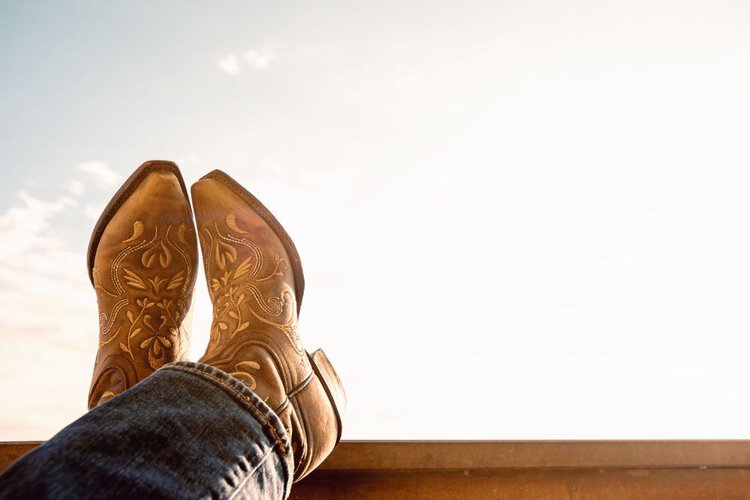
[4, 440, 750, 498]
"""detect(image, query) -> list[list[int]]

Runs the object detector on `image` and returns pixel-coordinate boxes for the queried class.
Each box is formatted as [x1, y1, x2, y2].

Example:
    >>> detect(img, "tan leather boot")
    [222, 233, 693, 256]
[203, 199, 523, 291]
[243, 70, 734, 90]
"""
[192, 170, 345, 482]
[88, 160, 198, 409]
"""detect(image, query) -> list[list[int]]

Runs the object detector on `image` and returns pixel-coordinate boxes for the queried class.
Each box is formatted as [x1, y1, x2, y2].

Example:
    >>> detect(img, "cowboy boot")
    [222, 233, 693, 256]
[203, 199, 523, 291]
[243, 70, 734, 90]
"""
[192, 170, 345, 482]
[87, 160, 198, 409]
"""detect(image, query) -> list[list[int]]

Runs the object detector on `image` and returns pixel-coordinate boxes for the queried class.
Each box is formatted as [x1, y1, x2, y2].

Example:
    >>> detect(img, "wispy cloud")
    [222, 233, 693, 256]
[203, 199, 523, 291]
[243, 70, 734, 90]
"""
[0, 182, 100, 439]
[76, 161, 121, 188]
[218, 47, 274, 75]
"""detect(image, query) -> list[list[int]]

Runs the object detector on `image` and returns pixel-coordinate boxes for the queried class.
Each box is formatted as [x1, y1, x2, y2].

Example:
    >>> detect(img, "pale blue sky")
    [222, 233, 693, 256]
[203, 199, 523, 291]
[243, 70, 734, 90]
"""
[3, 0, 750, 440]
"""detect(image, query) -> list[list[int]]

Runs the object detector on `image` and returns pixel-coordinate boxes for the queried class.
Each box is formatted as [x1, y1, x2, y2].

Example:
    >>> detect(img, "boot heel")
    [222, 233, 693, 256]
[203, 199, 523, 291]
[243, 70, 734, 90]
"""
[308, 349, 346, 444]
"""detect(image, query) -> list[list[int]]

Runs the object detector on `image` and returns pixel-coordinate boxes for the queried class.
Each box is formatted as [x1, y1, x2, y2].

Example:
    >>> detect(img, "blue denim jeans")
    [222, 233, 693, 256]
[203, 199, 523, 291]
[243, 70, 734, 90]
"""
[0, 362, 294, 499]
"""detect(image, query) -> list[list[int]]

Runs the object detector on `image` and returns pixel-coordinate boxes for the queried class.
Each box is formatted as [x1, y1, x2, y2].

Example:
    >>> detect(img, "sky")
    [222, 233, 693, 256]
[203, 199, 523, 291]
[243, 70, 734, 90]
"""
[2, 0, 750, 440]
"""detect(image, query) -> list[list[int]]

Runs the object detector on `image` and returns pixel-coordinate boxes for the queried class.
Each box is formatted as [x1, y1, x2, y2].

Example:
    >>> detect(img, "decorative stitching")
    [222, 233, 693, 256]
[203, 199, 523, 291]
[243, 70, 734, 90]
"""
[92, 217, 195, 406]
[165, 224, 194, 294]
[99, 298, 128, 339]
[109, 225, 157, 294]
[202, 171, 305, 314]
[201, 213, 301, 361]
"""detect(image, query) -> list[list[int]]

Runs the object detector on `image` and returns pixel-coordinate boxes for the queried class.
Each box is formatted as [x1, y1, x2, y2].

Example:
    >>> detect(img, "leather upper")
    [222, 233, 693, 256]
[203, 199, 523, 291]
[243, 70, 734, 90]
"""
[89, 165, 198, 409]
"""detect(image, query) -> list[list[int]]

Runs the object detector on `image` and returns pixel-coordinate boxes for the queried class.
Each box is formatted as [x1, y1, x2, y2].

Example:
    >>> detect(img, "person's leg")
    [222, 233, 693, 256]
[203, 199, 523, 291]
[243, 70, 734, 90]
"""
[0, 362, 293, 500]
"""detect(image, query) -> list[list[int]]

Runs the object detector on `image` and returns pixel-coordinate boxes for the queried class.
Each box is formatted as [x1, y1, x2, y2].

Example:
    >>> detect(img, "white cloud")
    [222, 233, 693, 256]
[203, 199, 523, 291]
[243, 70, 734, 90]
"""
[76, 161, 121, 189]
[0, 191, 68, 262]
[244, 48, 274, 69]
[218, 48, 274, 75]
[218, 53, 241, 75]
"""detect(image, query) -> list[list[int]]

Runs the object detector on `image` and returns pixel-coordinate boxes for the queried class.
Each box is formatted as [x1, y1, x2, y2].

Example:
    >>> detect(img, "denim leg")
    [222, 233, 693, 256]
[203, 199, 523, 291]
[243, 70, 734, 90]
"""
[0, 362, 294, 500]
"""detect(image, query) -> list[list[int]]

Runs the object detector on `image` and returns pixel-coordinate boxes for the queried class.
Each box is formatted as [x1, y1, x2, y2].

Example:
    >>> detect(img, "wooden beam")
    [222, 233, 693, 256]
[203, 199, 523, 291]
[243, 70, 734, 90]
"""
[5, 441, 750, 498]
[319, 440, 750, 470]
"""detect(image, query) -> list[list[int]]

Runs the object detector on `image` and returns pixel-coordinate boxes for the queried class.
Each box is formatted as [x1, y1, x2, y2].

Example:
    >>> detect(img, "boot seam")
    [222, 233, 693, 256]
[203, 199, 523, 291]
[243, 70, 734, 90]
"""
[287, 370, 314, 398]
[274, 369, 314, 415]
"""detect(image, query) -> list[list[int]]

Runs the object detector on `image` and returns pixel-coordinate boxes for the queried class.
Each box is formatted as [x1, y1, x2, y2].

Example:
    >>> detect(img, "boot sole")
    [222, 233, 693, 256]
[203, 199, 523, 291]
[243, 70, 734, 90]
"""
[86, 160, 190, 285]
[197, 169, 306, 314]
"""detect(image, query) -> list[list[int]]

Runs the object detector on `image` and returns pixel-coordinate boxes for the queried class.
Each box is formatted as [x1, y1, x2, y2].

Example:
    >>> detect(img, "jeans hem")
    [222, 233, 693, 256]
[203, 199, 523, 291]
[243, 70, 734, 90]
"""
[161, 361, 294, 490]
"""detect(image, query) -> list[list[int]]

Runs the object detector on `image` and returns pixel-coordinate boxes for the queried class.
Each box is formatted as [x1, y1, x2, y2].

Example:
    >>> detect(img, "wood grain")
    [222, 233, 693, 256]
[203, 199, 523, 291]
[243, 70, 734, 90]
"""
[4, 441, 750, 498]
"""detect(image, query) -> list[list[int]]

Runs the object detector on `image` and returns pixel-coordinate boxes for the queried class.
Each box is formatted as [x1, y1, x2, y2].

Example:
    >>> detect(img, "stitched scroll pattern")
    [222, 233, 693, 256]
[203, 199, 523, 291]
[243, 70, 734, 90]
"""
[94, 220, 194, 370]
[199, 212, 303, 364]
